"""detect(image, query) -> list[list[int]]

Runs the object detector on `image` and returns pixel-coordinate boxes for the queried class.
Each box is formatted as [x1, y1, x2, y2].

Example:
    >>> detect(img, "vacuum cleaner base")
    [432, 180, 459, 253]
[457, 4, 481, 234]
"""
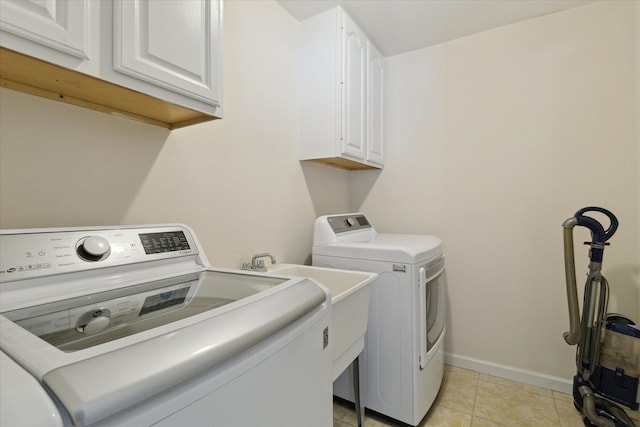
[573, 376, 637, 427]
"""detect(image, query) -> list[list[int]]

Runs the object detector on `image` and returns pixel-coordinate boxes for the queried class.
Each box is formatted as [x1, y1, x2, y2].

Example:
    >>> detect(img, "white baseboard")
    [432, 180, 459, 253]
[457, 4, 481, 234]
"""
[445, 353, 573, 394]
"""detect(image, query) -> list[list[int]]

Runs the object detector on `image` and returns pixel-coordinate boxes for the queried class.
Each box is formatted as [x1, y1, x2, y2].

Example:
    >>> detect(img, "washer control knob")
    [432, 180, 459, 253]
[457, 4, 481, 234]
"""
[82, 316, 110, 335]
[77, 236, 111, 261]
[76, 308, 111, 335]
[346, 217, 356, 227]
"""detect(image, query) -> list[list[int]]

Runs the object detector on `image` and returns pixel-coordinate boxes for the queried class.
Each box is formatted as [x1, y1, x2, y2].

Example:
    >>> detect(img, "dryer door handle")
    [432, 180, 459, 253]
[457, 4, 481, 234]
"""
[419, 266, 427, 370]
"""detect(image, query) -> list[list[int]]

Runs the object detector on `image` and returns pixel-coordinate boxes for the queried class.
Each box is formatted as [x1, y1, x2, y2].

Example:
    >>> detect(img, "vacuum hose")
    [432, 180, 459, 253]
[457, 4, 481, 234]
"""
[563, 217, 581, 345]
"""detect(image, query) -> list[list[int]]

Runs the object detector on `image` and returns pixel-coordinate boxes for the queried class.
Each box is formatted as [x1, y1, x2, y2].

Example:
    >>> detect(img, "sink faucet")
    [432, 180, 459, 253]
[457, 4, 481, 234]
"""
[242, 253, 277, 272]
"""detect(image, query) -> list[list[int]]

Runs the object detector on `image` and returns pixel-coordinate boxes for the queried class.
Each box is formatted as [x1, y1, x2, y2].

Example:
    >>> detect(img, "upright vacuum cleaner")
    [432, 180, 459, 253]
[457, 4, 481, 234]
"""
[563, 207, 640, 427]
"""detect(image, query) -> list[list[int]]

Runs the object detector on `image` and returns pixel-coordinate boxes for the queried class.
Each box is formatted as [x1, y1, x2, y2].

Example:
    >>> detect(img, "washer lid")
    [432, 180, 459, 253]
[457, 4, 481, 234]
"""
[313, 233, 443, 264]
[2, 277, 328, 427]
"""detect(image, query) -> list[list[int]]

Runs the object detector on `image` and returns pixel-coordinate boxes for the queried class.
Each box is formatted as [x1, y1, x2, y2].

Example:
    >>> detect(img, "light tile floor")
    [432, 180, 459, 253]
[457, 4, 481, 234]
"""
[333, 365, 640, 427]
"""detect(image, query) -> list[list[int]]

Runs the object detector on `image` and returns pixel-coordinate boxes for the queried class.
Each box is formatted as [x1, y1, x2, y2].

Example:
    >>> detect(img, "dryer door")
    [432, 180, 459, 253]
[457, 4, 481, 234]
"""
[418, 257, 446, 370]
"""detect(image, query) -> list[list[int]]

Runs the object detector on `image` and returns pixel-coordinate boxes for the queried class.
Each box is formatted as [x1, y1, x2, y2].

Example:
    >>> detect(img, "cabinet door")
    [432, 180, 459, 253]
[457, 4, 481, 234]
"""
[367, 42, 384, 166]
[340, 12, 367, 161]
[113, 0, 222, 107]
[0, 0, 92, 60]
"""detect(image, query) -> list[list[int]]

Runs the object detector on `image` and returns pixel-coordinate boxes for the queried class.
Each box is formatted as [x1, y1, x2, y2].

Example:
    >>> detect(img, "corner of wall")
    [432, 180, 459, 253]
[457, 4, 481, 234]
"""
[634, 2, 640, 321]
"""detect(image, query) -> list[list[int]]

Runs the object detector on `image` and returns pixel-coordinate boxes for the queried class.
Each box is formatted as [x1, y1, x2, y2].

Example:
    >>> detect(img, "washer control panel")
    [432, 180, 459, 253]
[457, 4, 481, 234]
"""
[0, 225, 198, 283]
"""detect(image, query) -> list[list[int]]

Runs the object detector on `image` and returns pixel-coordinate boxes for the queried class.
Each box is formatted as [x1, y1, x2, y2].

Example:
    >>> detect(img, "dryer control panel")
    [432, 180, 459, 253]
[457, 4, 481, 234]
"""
[327, 214, 371, 234]
[313, 213, 377, 246]
[0, 225, 199, 283]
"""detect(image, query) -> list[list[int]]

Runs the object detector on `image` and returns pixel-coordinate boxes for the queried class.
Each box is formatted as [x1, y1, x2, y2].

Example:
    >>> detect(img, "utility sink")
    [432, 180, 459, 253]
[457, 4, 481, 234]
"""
[267, 264, 377, 380]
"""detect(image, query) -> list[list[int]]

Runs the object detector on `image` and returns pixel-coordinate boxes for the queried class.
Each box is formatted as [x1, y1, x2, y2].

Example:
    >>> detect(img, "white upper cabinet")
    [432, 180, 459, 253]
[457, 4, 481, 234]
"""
[0, 0, 98, 73]
[341, 13, 367, 162]
[0, 0, 223, 129]
[300, 7, 384, 170]
[113, 0, 222, 108]
[367, 41, 384, 167]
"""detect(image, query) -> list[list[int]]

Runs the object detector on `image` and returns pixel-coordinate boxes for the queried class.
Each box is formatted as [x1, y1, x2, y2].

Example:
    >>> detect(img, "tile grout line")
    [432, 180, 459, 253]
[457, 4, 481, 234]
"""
[471, 372, 481, 427]
[471, 371, 480, 418]
[552, 396, 563, 427]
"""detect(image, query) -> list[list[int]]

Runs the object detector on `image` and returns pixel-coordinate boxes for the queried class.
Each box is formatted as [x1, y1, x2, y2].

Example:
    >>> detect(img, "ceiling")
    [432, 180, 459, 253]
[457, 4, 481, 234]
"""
[276, 0, 593, 57]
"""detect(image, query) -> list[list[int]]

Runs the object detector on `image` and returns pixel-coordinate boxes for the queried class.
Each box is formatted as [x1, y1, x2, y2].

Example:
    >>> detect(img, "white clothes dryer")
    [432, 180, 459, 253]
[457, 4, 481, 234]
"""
[313, 213, 446, 426]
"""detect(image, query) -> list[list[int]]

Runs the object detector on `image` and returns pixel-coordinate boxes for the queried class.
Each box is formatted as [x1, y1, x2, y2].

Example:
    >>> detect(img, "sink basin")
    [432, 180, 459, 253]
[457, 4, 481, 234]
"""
[267, 264, 377, 380]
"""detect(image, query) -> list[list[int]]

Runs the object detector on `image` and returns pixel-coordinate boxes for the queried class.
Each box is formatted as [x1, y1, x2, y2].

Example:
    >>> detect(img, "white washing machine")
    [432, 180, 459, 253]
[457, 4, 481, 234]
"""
[0, 350, 64, 426]
[313, 213, 446, 426]
[0, 224, 333, 427]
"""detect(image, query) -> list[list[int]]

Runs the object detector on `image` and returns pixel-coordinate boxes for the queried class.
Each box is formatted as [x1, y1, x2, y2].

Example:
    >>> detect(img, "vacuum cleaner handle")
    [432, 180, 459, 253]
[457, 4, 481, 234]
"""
[561, 207, 618, 345]
[575, 206, 619, 243]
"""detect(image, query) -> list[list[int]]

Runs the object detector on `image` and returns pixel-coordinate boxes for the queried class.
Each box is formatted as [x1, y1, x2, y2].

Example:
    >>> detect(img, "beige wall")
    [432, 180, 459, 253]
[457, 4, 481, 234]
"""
[0, 0, 637, 388]
[0, 0, 350, 267]
[351, 0, 639, 383]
